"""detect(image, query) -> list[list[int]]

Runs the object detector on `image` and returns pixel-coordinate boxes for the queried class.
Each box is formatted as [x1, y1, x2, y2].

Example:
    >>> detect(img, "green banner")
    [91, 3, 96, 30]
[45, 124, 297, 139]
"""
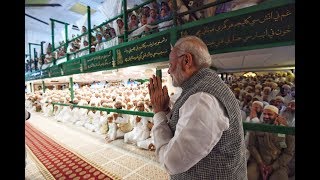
[178, 4, 295, 52]
[62, 59, 82, 75]
[25, 71, 41, 81]
[41, 69, 50, 79]
[82, 50, 113, 73]
[116, 33, 171, 67]
[49, 65, 62, 77]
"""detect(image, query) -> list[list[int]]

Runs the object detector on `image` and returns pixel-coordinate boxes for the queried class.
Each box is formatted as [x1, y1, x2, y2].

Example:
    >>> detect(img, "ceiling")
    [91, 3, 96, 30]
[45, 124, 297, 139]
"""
[212, 45, 295, 73]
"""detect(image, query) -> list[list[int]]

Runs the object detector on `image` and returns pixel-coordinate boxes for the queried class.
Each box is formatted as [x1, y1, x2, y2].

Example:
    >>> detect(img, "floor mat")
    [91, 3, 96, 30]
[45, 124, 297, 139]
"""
[25, 122, 120, 180]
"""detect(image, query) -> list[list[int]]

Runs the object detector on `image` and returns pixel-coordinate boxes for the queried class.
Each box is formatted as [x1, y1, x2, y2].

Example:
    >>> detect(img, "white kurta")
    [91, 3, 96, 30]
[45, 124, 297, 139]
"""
[124, 116, 151, 145]
[152, 92, 229, 175]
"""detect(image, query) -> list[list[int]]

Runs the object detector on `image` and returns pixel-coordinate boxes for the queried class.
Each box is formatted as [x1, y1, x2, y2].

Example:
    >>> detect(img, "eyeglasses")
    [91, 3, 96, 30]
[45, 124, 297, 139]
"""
[168, 54, 184, 69]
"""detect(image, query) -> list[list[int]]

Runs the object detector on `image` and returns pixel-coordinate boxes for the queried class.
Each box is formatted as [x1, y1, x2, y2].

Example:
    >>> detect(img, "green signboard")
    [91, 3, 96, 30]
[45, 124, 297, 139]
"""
[62, 58, 82, 75]
[41, 69, 50, 79]
[116, 33, 171, 67]
[25, 71, 41, 81]
[82, 50, 113, 73]
[49, 65, 62, 77]
[178, 4, 295, 52]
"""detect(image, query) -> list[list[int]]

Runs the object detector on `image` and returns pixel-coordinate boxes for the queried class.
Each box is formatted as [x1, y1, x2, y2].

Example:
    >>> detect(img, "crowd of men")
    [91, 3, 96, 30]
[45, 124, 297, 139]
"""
[25, 70, 295, 179]
[25, 0, 266, 73]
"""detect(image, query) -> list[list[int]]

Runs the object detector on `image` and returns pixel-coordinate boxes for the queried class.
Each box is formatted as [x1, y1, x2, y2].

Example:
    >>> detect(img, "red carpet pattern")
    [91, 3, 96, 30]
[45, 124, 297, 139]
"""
[25, 122, 119, 180]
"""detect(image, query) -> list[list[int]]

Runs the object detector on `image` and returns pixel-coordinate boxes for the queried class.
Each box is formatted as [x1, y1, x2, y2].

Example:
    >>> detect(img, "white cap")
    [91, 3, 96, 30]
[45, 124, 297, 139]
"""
[264, 105, 279, 114]
[252, 101, 263, 108]
[275, 96, 284, 102]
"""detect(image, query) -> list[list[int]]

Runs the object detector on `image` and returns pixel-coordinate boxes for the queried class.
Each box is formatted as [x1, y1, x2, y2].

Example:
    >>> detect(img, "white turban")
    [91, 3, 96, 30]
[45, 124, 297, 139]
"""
[255, 84, 262, 89]
[264, 105, 279, 114]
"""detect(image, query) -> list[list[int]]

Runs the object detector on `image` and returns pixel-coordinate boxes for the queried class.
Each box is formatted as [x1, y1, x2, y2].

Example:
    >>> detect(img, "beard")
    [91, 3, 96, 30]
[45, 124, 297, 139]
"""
[282, 110, 295, 122]
[172, 65, 186, 87]
[263, 117, 275, 125]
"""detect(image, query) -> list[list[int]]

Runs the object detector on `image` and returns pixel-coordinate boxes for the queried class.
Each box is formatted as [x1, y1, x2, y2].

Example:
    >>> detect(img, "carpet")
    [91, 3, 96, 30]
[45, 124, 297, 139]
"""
[25, 122, 120, 180]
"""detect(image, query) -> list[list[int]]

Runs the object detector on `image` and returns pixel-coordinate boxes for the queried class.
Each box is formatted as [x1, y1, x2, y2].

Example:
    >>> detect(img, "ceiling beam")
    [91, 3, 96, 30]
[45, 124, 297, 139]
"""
[25, 4, 61, 7]
[25, 13, 49, 25]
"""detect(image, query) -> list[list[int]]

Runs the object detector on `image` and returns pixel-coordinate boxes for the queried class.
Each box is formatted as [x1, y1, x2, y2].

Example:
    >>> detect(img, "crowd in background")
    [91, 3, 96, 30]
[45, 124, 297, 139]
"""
[25, 0, 267, 72]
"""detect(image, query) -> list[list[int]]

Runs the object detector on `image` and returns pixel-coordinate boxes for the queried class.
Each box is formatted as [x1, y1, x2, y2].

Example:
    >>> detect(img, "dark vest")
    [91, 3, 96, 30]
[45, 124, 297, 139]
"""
[169, 68, 247, 180]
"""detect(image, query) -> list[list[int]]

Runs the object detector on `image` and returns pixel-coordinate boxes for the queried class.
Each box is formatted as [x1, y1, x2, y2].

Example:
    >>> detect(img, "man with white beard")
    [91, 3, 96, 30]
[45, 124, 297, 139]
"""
[280, 100, 295, 127]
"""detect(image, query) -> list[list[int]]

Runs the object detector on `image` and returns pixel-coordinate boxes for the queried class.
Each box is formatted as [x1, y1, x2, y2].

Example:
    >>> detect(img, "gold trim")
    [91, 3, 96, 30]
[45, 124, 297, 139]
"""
[26, 146, 55, 180]
[27, 124, 121, 180]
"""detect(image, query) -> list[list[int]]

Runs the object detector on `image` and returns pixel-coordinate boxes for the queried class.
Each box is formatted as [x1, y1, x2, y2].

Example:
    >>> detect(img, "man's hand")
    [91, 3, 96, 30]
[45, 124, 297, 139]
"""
[249, 107, 257, 119]
[148, 75, 170, 114]
[264, 165, 273, 179]
[258, 163, 266, 180]
[274, 115, 287, 126]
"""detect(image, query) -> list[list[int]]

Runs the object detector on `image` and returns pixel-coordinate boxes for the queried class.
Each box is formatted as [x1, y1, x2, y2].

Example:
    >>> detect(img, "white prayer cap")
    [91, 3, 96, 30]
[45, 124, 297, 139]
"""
[252, 101, 263, 108]
[255, 84, 262, 89]
[282, 84, 291, 89]
[275, 96, 284, 102]
[102, 102, 108, 107]
[264, 105, 279, 114]
[271, 82, 278, 87]
[263, 87, 271, 91]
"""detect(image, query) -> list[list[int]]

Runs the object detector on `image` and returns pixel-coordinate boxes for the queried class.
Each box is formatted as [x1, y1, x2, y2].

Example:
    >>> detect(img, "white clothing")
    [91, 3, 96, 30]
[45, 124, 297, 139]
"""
[124, 116, 151, 145]
[25, 100, 33, 110]
[107, 122, 117, 141]
[55, 106, 69, 122]
[244, 114, 262, 161]
[99, 114, 109, 134]
[152, 92, 229, 175]
[137, 131, 154, 150]
[95, 42, 104, 52]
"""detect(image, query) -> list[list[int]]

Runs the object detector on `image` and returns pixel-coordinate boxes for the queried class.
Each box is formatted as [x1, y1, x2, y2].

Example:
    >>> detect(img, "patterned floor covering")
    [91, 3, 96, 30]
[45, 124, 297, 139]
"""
[26, 122, 117, 180]
[25, 111, 169, 180]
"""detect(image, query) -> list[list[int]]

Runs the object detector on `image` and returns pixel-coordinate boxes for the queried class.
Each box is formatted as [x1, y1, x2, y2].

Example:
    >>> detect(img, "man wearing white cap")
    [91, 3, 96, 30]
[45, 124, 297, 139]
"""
[245, 101, 264, 123]
[244, 101, 264, 161]
[279, 84, 294, 105]
[280, 100, 295, 127]
[274, 96, 286, 114]
[247, 105, 294, 180]
[124, 101, 151, 145]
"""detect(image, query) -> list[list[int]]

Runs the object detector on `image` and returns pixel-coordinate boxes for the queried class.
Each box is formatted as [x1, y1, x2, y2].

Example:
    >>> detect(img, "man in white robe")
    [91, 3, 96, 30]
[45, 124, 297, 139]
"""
[124, 101, 151, 145]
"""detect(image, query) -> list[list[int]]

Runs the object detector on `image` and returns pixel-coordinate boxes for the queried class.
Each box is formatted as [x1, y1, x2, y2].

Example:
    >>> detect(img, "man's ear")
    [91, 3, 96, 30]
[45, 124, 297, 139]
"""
[184, 53, 193, 68]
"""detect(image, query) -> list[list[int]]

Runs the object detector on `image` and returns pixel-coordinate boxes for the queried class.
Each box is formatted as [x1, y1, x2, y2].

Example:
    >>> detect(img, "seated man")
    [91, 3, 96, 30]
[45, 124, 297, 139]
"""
[124, 101, 151, 145]
[247, 105, 294, 180]
[244, 100, 264, 161]
[137, 120, 155, 151]
[105, 101, 132, 142]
